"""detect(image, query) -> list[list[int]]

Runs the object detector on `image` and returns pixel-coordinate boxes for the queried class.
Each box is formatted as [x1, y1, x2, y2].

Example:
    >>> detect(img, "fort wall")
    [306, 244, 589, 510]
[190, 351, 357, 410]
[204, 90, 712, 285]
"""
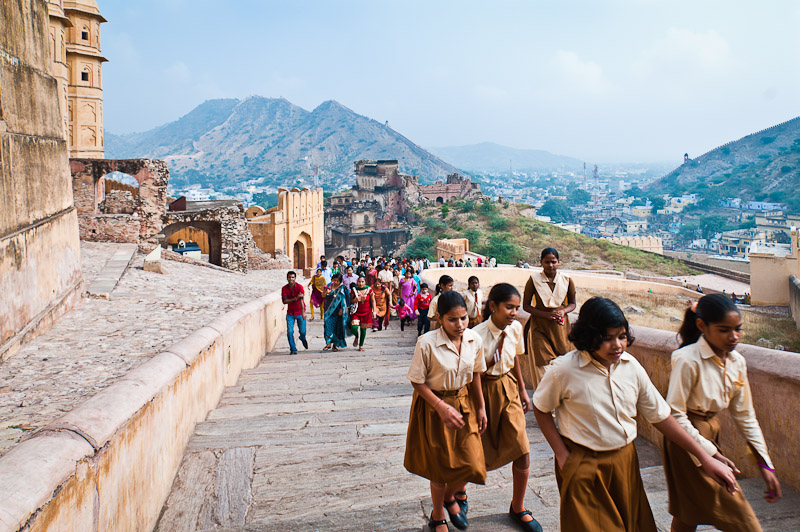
[0, 0, 84, 361]
[0, 290, 290, 532]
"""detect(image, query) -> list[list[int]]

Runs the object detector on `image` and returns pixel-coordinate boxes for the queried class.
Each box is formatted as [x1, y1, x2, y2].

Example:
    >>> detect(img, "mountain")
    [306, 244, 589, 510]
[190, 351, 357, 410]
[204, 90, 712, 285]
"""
[426, 142, 584, 172]
[647, 116, 800, 212]
[106, 97, 461, 189]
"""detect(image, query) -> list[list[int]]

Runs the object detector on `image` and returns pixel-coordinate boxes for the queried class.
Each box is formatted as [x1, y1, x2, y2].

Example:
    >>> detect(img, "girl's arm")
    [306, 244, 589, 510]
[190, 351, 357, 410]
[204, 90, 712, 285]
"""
[512, 356, 530, 413]
[469, 373, 488, 434]
[533, 407, 570, 469]
[560, 280, 577, 315]
[411, 382, 465, 429]
[653, 415, 738, 494]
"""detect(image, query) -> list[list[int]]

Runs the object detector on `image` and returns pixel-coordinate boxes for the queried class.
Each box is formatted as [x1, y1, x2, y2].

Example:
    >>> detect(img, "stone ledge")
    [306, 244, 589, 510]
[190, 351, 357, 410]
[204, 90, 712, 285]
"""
[162, 326, 221, 366]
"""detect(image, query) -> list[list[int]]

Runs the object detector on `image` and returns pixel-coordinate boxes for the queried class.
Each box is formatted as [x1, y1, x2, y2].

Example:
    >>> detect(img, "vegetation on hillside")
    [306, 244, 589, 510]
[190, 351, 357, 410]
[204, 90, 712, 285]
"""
[406, 200, 697, 276]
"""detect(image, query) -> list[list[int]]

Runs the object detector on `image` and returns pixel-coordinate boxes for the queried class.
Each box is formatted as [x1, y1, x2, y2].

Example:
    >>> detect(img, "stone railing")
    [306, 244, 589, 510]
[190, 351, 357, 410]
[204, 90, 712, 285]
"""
[0, 292, 287, 532]
[791, 275, 800, 330]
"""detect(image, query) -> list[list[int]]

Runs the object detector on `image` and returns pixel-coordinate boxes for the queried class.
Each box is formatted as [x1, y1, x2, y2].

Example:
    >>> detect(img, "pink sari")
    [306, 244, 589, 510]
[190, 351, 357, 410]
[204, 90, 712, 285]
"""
[399, 278, 418, 319]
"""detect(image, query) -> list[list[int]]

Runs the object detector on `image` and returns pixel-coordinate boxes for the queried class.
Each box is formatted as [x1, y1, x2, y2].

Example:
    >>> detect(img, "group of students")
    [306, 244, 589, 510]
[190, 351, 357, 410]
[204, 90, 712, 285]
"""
[403, 247, 781, 532]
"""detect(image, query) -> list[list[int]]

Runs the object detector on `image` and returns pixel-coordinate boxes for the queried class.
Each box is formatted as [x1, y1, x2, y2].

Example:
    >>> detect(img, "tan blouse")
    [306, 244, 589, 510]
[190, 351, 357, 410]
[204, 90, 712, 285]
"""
[462, 288, 484, 320]
[666, 336, 773, 468]
[533, 349, 671, 451]
[407, 328, 486, 391]
[472, 319, 524, 376]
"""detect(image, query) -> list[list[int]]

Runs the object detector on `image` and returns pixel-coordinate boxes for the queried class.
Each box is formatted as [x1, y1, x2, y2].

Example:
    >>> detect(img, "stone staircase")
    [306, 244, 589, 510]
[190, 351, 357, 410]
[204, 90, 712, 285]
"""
[155, 319, 800, 531]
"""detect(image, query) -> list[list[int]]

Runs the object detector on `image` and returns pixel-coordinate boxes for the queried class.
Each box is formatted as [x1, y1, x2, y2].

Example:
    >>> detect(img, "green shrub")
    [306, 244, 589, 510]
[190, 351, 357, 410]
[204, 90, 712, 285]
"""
[761, 136, 776, 145]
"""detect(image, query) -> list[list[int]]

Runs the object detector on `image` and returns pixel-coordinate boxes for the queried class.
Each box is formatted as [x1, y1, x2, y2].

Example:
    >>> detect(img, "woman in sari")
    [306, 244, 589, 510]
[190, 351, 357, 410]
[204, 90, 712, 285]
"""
[400, 269, 419, 320]
[323, 273, 350, 351]
[308, 268, 327, 321]
[372, 279, 391, 331]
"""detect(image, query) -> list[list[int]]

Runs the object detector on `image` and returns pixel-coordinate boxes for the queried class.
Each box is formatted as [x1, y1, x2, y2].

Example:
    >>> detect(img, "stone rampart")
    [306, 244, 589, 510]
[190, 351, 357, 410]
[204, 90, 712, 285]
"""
[791, 275, 800, 329]
[0, 292, 287, 532]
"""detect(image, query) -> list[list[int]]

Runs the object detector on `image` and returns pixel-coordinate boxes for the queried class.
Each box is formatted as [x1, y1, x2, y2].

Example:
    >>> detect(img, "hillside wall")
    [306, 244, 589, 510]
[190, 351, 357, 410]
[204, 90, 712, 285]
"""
[0, 292, 287, 532]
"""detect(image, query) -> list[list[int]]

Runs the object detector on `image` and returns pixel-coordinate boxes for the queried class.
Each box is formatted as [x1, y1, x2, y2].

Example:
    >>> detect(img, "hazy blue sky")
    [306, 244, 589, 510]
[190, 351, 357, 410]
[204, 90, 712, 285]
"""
[101, 0, 800, 163]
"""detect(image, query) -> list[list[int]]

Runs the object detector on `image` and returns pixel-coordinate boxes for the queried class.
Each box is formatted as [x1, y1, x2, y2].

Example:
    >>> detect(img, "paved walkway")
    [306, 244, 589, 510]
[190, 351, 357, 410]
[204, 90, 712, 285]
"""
[0, 242, 295, 457]
[156, 319, 800, 531]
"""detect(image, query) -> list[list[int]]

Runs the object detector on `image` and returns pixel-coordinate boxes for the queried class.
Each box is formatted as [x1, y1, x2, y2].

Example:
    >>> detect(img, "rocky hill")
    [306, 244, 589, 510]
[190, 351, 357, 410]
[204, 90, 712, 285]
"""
[106, 97, 460, 189]
[648, 116, 800, 212]
[427, 142, 583, 172]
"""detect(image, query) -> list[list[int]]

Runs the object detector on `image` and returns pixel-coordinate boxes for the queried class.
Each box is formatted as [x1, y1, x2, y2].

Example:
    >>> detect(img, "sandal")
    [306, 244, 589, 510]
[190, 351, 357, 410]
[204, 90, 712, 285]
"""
[509, 505, 543, 532]
[358, 346, 365, 351]
[454, 491, 468, 515]
[444, 499, 467, 530]
[429, 516, 449, 531]
[322, 344, 332, 352]
[331, 346, 339, 352]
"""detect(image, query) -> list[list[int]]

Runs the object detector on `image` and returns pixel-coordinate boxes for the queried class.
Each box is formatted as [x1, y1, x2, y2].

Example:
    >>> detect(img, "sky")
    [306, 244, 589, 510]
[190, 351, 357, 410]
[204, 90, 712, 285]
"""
[101, 0, 800, 163]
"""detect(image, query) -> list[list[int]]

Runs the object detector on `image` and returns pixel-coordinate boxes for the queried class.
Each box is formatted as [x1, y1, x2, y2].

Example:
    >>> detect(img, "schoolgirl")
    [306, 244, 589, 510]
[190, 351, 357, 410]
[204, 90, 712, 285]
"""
[522, 248, 576, 388]
[308, 268, 327, 321]
[462, 276, 483, 328]
[664, 294, 781, 532]
[532, 297, 737, 532]
[349, 276, 376, 351]
[405, 291, 488, 532]
[428, 275, 455, 330]
[472, 283, 541, 532]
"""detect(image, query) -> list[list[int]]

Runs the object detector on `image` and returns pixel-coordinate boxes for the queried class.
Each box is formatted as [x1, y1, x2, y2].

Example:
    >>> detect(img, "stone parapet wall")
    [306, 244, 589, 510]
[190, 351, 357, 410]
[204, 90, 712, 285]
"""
[0, 292, 287, 532]
[791, 275, 800, 329]
[78, 213, 141, 243]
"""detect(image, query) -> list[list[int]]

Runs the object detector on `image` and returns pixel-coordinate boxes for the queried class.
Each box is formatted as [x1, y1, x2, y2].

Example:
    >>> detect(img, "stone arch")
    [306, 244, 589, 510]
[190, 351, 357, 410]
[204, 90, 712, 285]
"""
[436, 196, 444, 204]
[292, 231, 313, 270]
[160, 221, 222, 266]
[100, 172, 139, 214]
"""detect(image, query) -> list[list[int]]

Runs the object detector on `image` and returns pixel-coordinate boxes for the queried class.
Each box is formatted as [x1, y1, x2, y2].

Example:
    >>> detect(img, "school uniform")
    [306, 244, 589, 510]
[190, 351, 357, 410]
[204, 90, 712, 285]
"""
[533, 349, 671, 532]
[663, 336, 770, 531]
[525, 271, 575, 388]
[473, 319, 530, 470]
[463, 288, 484, 328]
[428, 294, 441, 330]
[405, 328, 488, 485]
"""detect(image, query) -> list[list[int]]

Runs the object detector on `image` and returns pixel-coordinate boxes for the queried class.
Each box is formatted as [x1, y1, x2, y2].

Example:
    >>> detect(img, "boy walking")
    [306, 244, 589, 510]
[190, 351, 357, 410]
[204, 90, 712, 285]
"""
[282, 271, 308, 355]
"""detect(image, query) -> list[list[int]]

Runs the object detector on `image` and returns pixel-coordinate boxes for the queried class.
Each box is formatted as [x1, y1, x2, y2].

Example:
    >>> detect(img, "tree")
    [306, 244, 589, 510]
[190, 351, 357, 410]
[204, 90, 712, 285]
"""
[678, 221, 700, 242]
[626, 186, 645, 198]
[699, 215, 727, 242]
[648, 196, 666, 211]
[406, 235, 436, 259]
[567, 188, 591, 205]
[538, 198, 572, 223]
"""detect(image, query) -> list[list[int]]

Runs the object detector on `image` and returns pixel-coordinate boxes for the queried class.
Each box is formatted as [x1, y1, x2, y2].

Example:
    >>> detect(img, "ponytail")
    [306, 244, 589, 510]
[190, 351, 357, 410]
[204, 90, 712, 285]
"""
[436, 274, 454, 295]
[677, 294, 739, 348]
[482, 283, 520, 322]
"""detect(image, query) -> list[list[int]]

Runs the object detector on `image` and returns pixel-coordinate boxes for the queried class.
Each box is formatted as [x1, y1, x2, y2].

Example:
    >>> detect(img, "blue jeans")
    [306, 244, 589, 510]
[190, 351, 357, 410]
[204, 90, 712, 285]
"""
[286, 314, 306, 353]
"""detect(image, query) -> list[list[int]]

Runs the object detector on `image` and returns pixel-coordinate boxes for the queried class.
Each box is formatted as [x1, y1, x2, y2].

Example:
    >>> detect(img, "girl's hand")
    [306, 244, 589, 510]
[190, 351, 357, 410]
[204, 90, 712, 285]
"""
[760, 467, 782, 503]
[519, 389, 531, 413]
[555, 449, 570, 470]
[713, 452, 740, 474]
[700, 456, 738, 495]
[338, 310, 342, 316]
[477, 406, 487, 434]
[435, 401, 465, 429]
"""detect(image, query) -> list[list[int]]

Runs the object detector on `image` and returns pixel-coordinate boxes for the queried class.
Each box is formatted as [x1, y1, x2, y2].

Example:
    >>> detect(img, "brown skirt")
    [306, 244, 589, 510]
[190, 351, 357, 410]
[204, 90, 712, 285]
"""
[481, 373, 530, 471]
[404, 387, 487, 485]
[662, 415, 762, 531]
[556, 439, 657, 532]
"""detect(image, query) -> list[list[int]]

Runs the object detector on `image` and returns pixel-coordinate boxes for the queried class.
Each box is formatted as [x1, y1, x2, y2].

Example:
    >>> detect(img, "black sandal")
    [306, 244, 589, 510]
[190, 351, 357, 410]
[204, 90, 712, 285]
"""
[429, 516, 449, 531]
[509, 505, 543, 532]
[444, 499, 468, 530]
[454, 491, 468, 515]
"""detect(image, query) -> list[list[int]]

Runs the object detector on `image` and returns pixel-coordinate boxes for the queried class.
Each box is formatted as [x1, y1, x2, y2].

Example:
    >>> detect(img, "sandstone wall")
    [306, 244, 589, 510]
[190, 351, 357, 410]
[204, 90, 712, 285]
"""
[791, 275, 800, 329]
[0, 0, 83, 360]
[0, 292, 287, 532]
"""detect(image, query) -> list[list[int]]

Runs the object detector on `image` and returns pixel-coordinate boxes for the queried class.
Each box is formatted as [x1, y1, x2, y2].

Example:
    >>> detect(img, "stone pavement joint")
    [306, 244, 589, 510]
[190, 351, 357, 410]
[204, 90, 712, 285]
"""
[157, 319, 800, 532]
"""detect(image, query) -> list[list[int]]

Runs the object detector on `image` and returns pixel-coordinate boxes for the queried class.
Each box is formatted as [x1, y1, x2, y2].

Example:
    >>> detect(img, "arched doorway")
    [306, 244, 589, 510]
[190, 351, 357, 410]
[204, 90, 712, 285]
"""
[436, 196, 444, 204]
[293, 240, 306, 270]
[160, 221, 222, 266]
[292, 231, 313, 270]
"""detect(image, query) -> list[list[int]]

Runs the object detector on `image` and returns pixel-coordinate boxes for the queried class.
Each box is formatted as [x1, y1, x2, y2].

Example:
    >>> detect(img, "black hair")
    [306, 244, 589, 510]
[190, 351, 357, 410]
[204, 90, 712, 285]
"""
[349, 282, 357, 289]
[541, 247, 559, 261]
[482, 283, 520, 322]
[420, 283, 429, 289]
[467, 275, 479, 285]
[321, 260, 328, 268]
[569, 297, 635, 352]
[331, 272, 342, 283]
[287, 270, 296, 278]
[678, 294, 739, 348]
[436, 274, 455, 295]
[437, 290, 467, 317]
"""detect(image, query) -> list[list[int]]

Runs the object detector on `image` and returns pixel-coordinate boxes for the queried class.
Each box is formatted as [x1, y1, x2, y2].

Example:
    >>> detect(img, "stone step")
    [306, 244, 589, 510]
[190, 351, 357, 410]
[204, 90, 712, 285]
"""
[86, 243, 138, 299]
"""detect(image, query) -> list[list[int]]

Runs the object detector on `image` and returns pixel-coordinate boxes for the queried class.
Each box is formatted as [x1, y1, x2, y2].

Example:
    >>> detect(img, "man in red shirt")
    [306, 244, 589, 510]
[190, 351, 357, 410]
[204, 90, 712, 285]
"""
[281, 271, 308, 354]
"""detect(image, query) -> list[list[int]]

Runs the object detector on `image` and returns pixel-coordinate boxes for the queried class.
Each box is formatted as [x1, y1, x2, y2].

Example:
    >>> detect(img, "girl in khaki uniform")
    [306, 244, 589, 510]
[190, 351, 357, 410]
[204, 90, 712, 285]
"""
[427, 274, 454, 331]
[522, 248, 576, 388]
[532, 297, 738, 532]
[405, 291, 487, 532]
[665, 294, 782, 532]
[472, 283, 542, 532]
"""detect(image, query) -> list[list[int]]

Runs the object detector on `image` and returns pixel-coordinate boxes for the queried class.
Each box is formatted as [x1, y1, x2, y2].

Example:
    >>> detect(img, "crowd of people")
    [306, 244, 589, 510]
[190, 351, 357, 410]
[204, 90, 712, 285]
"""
[281, 249, 780, 532]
